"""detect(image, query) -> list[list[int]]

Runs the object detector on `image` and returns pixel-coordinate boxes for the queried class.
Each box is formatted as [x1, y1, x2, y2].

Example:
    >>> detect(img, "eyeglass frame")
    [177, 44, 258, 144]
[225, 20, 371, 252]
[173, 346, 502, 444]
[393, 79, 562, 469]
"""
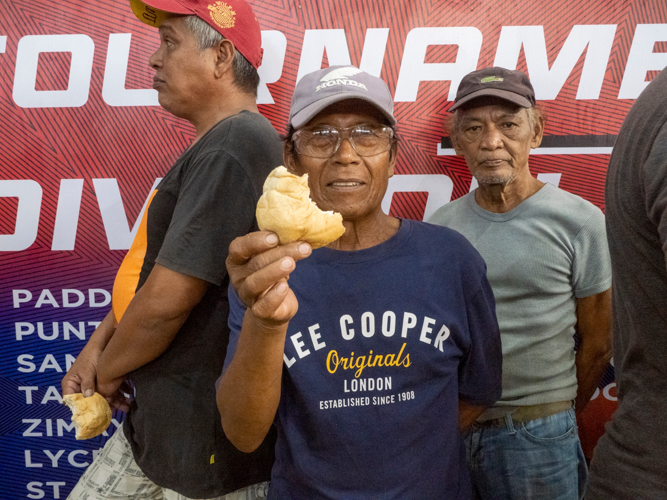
[290, 124, 396, 159]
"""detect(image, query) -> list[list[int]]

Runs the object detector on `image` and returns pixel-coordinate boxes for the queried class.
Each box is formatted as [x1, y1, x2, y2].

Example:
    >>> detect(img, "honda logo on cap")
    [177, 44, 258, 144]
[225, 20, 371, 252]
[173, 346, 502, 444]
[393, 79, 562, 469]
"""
[315, 67, 368, 92]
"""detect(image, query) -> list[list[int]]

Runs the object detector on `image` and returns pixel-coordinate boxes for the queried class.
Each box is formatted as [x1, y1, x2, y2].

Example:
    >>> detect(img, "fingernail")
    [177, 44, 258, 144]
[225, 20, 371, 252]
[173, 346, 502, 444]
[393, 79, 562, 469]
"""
[266, 233, 279, 245]
[276, 282, 288, 294]
[299, 242, 311, 255]
[84, 389, 94, 397]
[281, 257, 292, 269]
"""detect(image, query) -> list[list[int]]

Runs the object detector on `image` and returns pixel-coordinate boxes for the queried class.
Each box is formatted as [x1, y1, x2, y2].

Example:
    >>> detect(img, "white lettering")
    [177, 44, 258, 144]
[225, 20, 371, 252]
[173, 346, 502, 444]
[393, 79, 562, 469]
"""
[0, 179, 42, 251]
[395, 27, 482, 102]
[619, 24, 667, 99]
[89, 288, 111, 307]
[63, 322, 86, 340]
[433, 324, 451, 351]
[308, 324, 326, 351]
[52, 179, 83, 251]
[297, 29, 352, 83]
[35, 289, 59, 308]
[93, 178, 161, 250]
[102, 33, 159, 106]
[13, 289, 32, 308]
[283, 353, 296, 368]
[419, 316, 436, 344]
[42, 386, 62, 404]
[26, 482, 45, 499]
[401, 312, 418, 338]
[62, 289, 85, 307]
[44, 449, 65, 468]
[19, 386, 38, 404]
[14, 34, 94, 108]
[37, 323, 59, 341]
[23, 419, 42, 437]
[68, 449, 89, 467]
[16, 322, 35, 340]
[494, 25, 616, 100]
[290, 332, 311, 359]
[257, 30, 287, 104]
[382, 175, 453, 221]
[361, 311, 375, 338]
[17, 354, 36, 373]
[381, 311, 396, 337]
[603, 382, 617, 401]
[340, 314, 355, 340]
[25, 450, 43, 468]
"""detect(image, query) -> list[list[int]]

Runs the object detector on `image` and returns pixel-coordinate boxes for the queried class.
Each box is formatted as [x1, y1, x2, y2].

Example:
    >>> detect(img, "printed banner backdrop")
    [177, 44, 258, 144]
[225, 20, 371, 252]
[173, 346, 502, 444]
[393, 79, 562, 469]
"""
[1, 0, 665, 497]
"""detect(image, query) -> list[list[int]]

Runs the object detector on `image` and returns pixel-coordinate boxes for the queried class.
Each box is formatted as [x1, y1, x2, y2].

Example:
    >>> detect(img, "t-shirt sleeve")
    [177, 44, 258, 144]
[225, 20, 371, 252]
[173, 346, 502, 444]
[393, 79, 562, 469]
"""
[643, 121, 667, 270]
[572, 209, 613, 298]
[156, 151, 257, 285]
[458, 270, 503, 407]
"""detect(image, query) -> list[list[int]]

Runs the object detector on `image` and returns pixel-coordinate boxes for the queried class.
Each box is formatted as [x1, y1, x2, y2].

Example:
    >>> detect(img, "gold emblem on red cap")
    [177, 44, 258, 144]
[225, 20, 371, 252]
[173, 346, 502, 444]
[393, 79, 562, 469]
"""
[208, 1, 236, 29]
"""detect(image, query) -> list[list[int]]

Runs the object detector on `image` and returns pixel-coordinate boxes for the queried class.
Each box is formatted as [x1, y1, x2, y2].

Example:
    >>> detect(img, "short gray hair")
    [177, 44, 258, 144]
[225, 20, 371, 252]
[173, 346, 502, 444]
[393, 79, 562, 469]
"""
[446, 104, 544, 140]
[183, 15, 260, 96]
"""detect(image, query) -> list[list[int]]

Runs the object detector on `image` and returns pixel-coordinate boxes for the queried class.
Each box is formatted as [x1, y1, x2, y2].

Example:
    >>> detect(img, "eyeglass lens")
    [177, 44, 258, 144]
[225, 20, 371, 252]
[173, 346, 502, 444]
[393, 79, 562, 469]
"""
[295, 126, 393, 158]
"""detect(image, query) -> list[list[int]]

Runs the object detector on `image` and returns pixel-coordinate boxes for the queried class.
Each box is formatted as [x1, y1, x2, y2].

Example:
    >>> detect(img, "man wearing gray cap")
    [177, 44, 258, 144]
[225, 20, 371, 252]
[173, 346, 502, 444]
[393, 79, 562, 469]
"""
[217, 65, 503, 499]
[430, 67, 612, 499]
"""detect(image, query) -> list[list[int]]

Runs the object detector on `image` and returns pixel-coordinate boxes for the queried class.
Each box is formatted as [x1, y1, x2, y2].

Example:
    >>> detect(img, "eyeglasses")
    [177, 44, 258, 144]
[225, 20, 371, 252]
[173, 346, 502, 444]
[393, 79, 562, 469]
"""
[292, 125, 395, 158]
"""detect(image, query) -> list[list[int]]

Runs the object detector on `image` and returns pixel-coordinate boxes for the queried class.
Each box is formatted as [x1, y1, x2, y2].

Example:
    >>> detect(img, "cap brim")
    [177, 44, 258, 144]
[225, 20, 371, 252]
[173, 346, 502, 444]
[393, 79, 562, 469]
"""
[291, 94, 397, 129]
[130, 0, 191, 28]
[450, 88, 533, 111]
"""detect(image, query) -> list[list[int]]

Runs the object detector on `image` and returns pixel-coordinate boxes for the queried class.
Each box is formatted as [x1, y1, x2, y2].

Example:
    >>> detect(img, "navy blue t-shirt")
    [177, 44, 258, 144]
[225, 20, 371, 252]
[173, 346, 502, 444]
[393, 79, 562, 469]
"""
[225, 219, 502, 499]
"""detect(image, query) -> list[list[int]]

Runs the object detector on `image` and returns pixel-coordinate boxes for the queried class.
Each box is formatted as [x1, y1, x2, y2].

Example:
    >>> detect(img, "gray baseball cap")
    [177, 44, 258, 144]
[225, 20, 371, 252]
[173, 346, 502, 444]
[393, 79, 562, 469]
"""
[289, 66, 396, 129]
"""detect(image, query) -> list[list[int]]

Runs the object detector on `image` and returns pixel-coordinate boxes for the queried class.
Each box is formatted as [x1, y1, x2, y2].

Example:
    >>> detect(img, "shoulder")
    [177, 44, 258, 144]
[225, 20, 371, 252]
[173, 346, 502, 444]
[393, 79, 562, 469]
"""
[538, 185, 605, 228]
[199, 111, 282, 157]
[429, 193, 474, 225]
[189, 112, 282, 183]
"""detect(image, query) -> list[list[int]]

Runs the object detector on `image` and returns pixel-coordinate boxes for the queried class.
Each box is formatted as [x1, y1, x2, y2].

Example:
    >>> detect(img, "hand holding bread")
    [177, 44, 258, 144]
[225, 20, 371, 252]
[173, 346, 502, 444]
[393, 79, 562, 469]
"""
[256, 166, 345, 249]
[63, 392, 112, 440]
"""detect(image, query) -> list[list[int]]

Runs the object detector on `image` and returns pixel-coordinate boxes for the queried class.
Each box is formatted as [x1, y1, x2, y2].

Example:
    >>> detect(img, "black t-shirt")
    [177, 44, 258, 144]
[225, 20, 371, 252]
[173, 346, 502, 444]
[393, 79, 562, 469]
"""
[118, 111, 282, 497]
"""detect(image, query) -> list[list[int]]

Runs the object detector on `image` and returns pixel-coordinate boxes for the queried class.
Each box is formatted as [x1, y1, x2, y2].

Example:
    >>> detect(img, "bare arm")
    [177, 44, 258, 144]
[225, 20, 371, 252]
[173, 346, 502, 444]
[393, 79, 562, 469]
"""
[574, 288, 612, 414]
[62, 310, 117, 397]
[217, 232, 311, 453]
[459, 400, 486, 431]
[96, 263, 209, 385]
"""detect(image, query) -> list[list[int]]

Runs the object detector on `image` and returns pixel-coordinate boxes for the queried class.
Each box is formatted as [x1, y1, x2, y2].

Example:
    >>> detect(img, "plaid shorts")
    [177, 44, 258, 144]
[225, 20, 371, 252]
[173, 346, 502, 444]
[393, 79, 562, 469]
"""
[67, 428, 269, 500]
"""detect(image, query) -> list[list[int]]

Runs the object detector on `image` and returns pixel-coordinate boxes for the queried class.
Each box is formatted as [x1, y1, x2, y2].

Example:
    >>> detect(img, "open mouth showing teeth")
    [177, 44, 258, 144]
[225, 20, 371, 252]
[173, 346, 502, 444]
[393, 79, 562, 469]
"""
[330, 181, 362, 187]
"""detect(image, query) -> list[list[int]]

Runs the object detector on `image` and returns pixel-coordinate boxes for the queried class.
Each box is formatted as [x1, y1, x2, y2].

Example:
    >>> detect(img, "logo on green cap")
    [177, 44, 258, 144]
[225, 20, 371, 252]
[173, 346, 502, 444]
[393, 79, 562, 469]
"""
[481, 76, 504, 83]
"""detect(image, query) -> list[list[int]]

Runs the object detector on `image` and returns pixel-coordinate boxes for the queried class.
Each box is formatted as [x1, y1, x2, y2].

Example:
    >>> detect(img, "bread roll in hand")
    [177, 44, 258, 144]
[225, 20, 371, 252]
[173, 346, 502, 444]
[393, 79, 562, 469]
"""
[256, 166, 345, 249]
[63, 392, 112, 440]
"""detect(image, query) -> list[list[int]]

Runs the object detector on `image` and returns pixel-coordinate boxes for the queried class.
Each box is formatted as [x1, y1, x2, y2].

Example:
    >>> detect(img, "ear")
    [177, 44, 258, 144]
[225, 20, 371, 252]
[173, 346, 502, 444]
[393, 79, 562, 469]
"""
[213, 39, 236, 79]
[530, 111, 545, 149]
[450, 134, 464, 156]
[387, 141, 397, 178]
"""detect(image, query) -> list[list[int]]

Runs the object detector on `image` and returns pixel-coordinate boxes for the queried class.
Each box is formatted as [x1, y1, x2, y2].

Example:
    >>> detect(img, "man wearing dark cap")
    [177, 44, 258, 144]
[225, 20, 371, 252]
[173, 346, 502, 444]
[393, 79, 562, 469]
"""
[62, 0, 281, 498]
[430, 67, 612, 499]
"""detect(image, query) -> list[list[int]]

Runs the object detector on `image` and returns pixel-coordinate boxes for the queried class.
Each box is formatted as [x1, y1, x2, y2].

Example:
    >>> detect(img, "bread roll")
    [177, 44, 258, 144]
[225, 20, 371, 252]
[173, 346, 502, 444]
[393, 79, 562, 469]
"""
[63, 392, 112, 440]
[256, 166, 345, 248]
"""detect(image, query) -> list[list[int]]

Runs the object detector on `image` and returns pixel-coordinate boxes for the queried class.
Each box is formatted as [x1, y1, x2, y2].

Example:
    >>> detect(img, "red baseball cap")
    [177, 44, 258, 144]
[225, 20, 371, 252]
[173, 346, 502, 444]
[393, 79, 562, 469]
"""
[129, 0, 263, 69]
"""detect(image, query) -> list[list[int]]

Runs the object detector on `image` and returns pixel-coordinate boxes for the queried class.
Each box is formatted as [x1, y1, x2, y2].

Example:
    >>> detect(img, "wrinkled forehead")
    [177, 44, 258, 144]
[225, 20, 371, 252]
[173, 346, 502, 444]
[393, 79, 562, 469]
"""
[458, 101, 528, 122]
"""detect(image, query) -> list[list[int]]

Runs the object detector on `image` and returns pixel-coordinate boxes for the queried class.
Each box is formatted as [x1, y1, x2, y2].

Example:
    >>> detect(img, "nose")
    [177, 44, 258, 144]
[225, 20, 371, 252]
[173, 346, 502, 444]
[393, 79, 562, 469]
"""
[149, 46, 161, 69]
[479, 125, 504, 150]
[332, 137, 361, 164]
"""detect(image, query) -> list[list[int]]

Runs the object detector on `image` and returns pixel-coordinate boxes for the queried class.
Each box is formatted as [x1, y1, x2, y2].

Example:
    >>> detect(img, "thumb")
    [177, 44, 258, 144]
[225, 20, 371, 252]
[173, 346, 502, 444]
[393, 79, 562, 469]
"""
[81, 376, 96, 398]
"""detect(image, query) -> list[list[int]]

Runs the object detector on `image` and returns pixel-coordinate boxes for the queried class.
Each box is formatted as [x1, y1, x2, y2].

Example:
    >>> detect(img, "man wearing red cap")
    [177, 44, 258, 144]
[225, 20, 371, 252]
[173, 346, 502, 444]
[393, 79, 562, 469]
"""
[62, 0, 281, 498]
[430, 67, 612, 499]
